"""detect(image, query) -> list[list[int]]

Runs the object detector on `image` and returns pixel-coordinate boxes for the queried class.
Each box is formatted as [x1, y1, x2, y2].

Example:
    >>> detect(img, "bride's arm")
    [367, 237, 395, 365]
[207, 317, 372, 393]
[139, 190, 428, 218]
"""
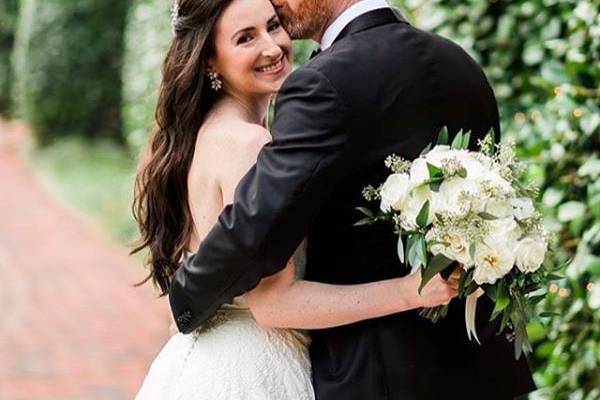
[246, 260, 460, 329]
[211, 125, 458, 329]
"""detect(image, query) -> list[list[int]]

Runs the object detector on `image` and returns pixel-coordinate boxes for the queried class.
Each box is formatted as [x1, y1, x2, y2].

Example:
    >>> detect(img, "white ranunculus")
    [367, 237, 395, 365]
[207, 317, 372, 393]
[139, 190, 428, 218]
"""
[380, 173, 412, 212]
[473, 244, 515, 285]
[484, 198, 514, 219]
[400, 185, 432, 230]
[515, 237, 547, 273]
[511, 197, 536, 220]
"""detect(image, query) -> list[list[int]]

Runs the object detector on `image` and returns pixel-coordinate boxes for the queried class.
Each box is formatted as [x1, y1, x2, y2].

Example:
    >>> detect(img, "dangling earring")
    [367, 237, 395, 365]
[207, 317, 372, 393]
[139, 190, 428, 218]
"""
[207, 71, 223, 91]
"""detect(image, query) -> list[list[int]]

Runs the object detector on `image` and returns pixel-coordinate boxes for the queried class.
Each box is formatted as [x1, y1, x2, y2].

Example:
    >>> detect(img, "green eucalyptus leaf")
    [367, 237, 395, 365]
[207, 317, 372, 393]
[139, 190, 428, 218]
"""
[416, 200, 430, 229]
[478, 212, 499, 220]
[418, 253, 454, 294]
[451, 130, 464, 150]
[427, 163, 443, 179]
[461, 131, 471, 149]
[420, 142, 433, 156]
[356, 207, 374, 218]
[437, 126, 449, 145]
[354, 218, 374, 227]
[491, 281, 509, 320]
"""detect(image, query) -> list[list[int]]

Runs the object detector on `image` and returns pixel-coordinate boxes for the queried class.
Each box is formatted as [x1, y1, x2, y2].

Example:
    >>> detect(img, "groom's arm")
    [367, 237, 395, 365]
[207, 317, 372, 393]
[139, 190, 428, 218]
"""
[169, 66, 350, 333]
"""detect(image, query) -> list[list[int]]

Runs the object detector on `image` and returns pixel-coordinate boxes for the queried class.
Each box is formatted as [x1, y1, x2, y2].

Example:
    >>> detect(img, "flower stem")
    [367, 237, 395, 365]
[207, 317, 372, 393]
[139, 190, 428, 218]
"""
[419, 305, 449, 322]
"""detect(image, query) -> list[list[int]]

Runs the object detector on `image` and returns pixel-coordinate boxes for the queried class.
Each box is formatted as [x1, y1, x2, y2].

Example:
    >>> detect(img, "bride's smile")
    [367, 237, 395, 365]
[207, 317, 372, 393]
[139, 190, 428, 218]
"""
[255, 53, 287, 76]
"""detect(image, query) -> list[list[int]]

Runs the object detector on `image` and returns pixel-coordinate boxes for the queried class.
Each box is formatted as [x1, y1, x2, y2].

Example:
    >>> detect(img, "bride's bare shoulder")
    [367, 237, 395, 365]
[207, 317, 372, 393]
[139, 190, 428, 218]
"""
[199, 116, 271, 163]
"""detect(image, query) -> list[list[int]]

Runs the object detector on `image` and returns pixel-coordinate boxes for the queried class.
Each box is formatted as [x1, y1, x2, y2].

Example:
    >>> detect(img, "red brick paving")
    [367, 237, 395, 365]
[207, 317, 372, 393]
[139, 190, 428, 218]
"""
[0, 121, 171, 400]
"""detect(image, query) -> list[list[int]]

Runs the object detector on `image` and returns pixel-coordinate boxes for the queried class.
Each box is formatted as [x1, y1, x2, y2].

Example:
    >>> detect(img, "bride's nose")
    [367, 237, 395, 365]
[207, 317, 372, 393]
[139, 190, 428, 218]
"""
[261, 37, 283, 60]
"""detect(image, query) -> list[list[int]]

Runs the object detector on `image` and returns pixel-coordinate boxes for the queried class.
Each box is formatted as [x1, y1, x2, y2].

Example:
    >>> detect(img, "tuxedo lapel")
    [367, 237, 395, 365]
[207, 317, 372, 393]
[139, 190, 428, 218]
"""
[332, 8, 408, 46]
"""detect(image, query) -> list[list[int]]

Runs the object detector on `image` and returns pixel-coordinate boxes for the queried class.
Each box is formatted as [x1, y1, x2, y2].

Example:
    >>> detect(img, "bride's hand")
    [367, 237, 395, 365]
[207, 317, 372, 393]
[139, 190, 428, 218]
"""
[408, 265, 461, 308]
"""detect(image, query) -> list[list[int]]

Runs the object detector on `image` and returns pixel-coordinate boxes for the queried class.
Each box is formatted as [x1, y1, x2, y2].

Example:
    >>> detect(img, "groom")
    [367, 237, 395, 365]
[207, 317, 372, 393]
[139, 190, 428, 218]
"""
[169, 0, 536, 398]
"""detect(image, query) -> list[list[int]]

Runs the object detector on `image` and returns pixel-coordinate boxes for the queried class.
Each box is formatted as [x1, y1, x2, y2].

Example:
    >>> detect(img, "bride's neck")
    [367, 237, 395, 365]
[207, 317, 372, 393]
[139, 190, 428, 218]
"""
[216, 92, 271, 127]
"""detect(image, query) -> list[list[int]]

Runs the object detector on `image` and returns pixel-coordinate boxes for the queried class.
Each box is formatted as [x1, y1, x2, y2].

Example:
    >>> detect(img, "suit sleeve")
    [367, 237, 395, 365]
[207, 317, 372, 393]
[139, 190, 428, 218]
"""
[168, 66, 349, 333]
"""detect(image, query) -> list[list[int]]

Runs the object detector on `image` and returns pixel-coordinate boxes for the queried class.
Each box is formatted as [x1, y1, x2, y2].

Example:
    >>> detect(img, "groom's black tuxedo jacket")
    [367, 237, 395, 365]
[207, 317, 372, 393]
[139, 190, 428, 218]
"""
[169, 8, 536, 399]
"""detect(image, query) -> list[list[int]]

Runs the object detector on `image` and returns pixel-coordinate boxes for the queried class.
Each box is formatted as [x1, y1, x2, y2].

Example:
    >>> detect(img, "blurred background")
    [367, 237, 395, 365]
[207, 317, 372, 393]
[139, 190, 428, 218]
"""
[0, 0, 598, 399]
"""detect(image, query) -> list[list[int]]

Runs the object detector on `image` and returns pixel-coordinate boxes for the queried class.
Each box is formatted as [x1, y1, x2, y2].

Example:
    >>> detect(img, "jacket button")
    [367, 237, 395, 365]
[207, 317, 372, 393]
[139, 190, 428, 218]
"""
[176, 309, 193, 326]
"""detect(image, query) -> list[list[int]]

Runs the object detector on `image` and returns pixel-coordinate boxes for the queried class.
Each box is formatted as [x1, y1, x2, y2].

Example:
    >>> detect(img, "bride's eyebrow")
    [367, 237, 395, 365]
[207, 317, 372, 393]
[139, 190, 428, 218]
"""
[231, 15, 279, 39]
[232, 26, 255, 38]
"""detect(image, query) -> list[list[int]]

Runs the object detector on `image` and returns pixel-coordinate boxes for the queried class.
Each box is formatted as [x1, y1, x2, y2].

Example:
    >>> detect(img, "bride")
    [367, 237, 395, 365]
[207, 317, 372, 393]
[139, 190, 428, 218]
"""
[132, 0, 461, 398]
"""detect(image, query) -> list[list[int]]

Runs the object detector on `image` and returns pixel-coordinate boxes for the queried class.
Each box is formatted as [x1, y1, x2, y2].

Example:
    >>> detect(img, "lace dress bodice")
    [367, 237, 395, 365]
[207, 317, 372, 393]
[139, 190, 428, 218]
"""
[135, 241, 314, 400]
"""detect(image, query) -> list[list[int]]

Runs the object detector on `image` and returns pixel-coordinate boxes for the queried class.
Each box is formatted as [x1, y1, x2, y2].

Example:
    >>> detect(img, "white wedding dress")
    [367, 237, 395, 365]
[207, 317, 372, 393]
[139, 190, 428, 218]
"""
[135, 245, 315, 400]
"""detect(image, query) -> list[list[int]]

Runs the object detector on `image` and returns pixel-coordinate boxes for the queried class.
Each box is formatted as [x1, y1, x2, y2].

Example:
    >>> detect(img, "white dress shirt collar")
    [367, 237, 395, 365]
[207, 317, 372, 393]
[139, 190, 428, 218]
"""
[320, 0, 391, 50]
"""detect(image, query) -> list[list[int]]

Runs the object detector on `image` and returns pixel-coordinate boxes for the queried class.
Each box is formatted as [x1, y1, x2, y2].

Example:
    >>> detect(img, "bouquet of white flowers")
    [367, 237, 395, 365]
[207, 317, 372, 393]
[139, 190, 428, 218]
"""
[356, 127, 559, 359]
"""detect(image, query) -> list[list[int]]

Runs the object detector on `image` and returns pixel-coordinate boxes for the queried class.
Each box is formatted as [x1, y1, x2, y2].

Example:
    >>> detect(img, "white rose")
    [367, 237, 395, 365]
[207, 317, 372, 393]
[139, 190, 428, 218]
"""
[511, 197, 536, 220]
[380, 173, 412, 212]
[473, 244, 515, 285]
[432, 177, 480, 216]
[425, 148, 468, 165]
[477, 171, 514, 195]
[484, 198, 514, 218]
[460, 155, 487, 180]
[409, 157, 429, 184]
[484, 218, 521, 248]
[427, 144, 451, 155]
[515, 237, 547, 273]
[430, 231, 474, 268]
[400, 185, 432, 230]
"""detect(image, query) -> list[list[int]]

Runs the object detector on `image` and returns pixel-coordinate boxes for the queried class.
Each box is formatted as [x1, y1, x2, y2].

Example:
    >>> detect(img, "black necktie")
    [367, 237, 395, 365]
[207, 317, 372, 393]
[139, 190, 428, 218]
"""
[309, 48, 322, 60]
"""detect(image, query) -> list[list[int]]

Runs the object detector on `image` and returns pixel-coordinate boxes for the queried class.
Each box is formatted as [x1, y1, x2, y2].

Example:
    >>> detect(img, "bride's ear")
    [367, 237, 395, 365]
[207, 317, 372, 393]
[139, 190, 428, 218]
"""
[205, 56, 218, 74]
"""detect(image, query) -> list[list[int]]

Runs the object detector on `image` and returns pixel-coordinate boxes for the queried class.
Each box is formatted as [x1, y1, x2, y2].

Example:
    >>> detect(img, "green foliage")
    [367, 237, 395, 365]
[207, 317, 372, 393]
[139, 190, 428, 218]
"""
[27, 138, 138, 243]
[0, 0, 19, 116]
[122, 0, 171, 150]
[396, 0, 599, 397]
[12, 0, 130, 145]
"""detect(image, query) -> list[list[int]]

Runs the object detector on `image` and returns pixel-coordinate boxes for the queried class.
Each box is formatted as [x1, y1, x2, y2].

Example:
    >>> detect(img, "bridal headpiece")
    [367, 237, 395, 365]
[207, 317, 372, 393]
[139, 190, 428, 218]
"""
[171, 1, 180, 35]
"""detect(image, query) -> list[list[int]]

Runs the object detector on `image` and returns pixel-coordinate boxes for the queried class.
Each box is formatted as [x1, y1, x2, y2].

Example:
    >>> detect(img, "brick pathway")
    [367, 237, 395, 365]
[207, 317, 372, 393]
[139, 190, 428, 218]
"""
[0, 121, 171, 400]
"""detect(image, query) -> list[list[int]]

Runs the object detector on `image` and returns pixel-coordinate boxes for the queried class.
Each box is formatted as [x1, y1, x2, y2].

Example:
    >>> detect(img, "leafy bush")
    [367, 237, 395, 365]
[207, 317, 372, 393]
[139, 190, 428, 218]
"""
[396, 0, 599, 397]
[0, 0, 19, 116]
[12, 0, 130, 145]
[122, 0, 170, 150]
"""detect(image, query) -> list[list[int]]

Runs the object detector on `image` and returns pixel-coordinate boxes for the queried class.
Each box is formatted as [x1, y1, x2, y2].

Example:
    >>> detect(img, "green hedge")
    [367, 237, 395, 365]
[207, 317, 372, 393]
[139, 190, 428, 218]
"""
[122, 0, 171, 150]
[12, 0, 130, 145]
[0, 0, 19, 116]
[396, 0, 599, 397]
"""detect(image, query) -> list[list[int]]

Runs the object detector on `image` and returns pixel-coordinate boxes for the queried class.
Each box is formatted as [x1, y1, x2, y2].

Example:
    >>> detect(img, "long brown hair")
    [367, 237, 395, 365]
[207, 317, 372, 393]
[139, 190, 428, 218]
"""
[132, 0, 232, 295]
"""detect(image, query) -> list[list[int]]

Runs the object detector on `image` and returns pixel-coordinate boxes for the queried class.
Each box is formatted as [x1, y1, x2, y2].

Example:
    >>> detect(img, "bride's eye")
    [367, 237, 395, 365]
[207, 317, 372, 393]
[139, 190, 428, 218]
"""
[237, 33, 254, 45]
[268, 20, 281, 32]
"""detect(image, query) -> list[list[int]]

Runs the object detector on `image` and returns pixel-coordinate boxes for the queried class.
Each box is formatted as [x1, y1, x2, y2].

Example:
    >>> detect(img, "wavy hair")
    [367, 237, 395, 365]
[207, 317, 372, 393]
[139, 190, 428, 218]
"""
[132, 0, 233, 295]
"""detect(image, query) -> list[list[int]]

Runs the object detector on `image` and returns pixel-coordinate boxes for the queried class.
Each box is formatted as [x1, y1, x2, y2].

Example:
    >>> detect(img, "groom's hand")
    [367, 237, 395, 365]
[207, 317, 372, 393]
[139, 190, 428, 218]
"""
[410, 265, 461, 308]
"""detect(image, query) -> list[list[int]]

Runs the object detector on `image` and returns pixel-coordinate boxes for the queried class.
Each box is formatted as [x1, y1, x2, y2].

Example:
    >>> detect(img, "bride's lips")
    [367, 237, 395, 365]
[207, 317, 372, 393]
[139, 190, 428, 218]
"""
[255, 54, 287, 76]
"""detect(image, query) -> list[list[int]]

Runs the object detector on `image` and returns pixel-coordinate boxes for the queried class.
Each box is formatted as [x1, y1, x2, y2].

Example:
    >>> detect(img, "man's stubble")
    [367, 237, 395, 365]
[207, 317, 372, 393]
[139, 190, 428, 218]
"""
[277, 0, 333, 40]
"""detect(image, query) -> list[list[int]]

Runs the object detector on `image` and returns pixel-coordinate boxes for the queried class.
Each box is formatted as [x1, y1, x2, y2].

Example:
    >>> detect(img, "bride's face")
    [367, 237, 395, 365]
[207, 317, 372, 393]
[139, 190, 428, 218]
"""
[210, 0, 293, 97]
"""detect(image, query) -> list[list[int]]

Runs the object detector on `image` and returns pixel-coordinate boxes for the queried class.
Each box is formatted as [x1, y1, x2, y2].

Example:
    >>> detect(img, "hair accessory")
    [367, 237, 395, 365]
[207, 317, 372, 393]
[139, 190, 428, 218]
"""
[171, 1, 180, 35]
